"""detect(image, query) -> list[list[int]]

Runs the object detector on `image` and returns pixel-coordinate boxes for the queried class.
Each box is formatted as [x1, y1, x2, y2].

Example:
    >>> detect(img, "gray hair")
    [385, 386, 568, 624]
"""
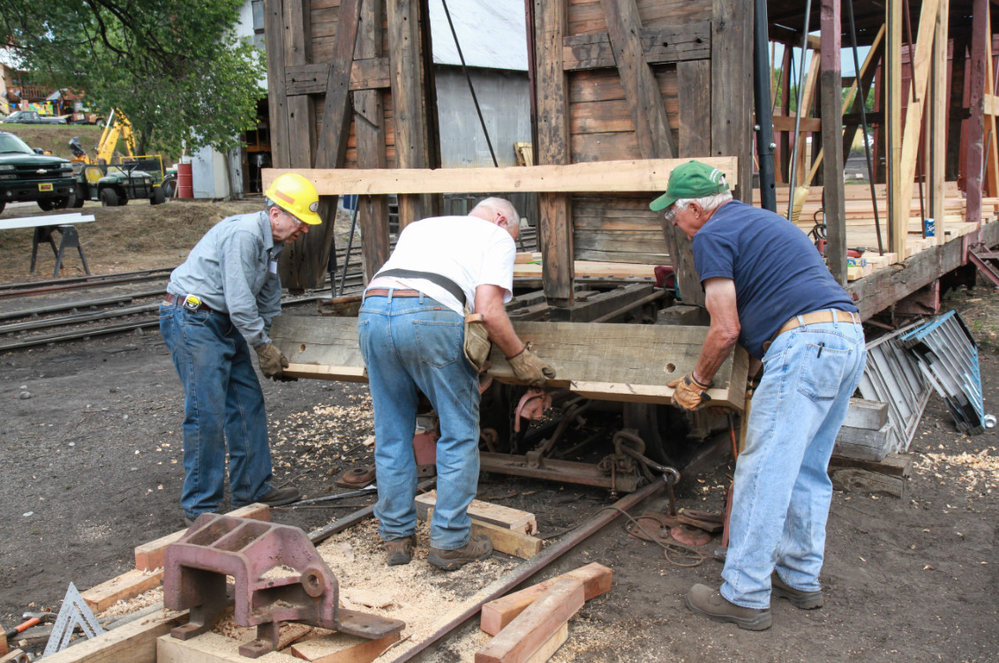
[674, 189, 733, 213]
[473, 197, 521, 227]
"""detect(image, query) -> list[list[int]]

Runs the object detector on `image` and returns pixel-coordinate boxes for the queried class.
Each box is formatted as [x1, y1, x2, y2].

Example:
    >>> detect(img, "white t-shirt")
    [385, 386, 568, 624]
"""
[372, 215, 516, 315]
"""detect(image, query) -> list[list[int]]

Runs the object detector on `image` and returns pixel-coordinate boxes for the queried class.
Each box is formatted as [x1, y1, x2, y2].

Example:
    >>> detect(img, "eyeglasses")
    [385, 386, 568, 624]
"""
[663, 205, 678, 225]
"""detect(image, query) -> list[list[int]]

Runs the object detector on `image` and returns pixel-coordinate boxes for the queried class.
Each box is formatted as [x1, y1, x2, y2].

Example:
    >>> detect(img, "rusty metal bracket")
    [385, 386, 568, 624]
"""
[164, 515, 404, 658]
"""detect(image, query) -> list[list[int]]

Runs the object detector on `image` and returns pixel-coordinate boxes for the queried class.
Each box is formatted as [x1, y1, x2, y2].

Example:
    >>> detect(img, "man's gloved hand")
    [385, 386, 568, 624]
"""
[255, 343, 290, 379]
[507, 344, 556, 387]
[667, 372, 712, 411]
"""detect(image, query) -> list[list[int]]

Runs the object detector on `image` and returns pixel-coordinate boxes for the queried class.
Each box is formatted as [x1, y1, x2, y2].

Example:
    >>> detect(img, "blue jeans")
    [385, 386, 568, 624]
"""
[159, 304, 274, 519]
[358, 292, 480, 550]
[721, 319, 867, 609]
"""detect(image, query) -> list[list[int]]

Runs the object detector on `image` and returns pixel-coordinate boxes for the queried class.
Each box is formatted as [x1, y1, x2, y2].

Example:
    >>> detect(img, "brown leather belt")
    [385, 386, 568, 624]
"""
[162, 292, 218, 313]
[764, 309, 860, 352]
[363, 288, 422, 299]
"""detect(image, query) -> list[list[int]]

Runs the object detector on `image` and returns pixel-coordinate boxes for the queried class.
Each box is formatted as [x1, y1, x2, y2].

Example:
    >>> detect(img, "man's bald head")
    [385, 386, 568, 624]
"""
[470, 197, 520, 239]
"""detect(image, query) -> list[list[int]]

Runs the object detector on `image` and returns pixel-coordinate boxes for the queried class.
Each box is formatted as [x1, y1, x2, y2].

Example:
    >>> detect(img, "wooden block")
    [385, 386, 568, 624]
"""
[135, 504, 271, 571]
[427, 508, 544, 560]
[480, 562, 612, 636]
[289, 631, 399, 662]
[415, 491, 538, 534]
[831, 467, 906, 497]
[830, 453, 912, 477]
[523, 622, 568, 663]
[157, 631, 298, 662]
[842, 398, 889, 430]
[475, 578, 584, 663]
[833, 421, 893, 462]
[82, 568, 164, 613]
[0, 649, 29, 663]
[41, 610, 187, 663]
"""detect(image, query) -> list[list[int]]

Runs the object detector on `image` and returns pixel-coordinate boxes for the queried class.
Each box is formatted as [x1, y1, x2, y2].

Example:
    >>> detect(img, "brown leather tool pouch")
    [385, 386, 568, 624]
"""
[463, 309, 491, 373]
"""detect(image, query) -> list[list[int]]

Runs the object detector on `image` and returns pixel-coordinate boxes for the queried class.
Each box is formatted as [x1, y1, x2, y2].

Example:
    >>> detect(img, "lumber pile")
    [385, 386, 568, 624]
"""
[475, 563, 612, 662]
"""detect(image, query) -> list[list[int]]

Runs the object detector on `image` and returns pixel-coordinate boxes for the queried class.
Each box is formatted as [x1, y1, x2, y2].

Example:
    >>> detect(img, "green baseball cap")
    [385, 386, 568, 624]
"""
[649, 160, 730, 211]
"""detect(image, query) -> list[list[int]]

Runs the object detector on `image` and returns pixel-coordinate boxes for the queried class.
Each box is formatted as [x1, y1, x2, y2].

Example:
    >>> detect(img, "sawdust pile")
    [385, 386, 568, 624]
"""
[915, 444, 999, 493]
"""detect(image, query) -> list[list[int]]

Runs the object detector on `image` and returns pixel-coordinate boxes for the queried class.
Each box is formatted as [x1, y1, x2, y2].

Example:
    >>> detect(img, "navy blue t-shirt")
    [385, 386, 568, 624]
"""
[692, 200, 858, 359]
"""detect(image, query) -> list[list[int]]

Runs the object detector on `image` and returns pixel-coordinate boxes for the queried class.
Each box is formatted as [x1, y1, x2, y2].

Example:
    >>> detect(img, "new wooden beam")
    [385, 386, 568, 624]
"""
[263, 157, 738, 196]
[929, 0, 950, 241]
[474, 578, 584, 663]
[480, 563, 612, 636]
[887, 0, 904, 253]
[893, 0, 943, 261]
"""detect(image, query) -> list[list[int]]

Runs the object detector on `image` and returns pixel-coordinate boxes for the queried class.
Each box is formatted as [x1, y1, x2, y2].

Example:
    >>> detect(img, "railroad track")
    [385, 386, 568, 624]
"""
[0, 227, 538, 352]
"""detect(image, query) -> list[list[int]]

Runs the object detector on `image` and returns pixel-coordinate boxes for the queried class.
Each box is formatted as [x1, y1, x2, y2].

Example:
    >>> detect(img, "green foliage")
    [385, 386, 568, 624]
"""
[0, 0, 264, 157]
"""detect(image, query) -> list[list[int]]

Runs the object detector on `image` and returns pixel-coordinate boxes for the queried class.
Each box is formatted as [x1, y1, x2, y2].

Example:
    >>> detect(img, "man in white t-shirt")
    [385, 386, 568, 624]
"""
[358, 197, 554, 570]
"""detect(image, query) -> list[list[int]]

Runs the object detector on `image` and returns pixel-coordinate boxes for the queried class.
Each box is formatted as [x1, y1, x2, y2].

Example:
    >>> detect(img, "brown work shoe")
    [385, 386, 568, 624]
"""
[772, 572, 824, 609]
[256, 486, 301, 506]
[384, 535, 416, 566]
[427, 534, 493, 571]
[686, 584, 772, 631]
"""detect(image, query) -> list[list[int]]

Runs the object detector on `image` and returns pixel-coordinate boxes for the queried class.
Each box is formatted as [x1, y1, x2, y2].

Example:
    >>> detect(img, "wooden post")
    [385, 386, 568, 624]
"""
[534, 0, 574, 308]
[354, 0, 391, 281]
[947, 36, 968, 182]
[820, 0, 846, 285]
[965, 0, 987, 225]
[887, 0, 904, 256]
[929, 0, 950, 242]
[711, 0, 753, 200]
[263, 0, 291, 168]
[388, 0, 433, 229]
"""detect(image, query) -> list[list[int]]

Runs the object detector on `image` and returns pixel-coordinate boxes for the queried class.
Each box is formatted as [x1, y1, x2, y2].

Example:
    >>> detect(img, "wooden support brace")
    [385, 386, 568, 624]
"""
[422, 507, 543, 560]
[480, 562, 612, 636]
[415, 491, 538, 534]
[81, 569, 164, 614]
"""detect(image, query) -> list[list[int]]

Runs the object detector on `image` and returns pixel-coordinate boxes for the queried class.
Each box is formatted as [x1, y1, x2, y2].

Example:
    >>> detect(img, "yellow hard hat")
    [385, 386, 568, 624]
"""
[264, 173, 322, 225]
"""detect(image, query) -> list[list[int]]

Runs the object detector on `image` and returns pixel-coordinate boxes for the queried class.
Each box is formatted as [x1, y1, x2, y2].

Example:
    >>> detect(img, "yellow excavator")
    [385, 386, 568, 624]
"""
[69, 109, 176, 197]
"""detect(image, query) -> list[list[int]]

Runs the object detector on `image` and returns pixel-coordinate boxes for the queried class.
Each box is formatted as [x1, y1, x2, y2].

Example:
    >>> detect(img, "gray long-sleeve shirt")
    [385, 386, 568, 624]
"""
[166, 210, 283, 348]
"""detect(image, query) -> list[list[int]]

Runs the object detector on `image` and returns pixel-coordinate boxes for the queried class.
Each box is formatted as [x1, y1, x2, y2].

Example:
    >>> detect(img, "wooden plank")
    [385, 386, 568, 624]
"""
[0, 214, 95, 231]
[480, 562, 612, 636]
[475, 577, 584, 663]
[264, 0, 291, 168]
[535, 0, 573, 307]
[833, 421, 893, 462]
[263, 157, 738, 195]
[842, 398, 889, 430]
[601, 0, 675, 158]
[134, 504, 270, 572]
[415, 491, 538, 534]
[387, 0, 431, 228]
[820, 0, 846, 285]
[523, 622, 568, 663]
[288, 631, 399, 662]
[929, 1, 949, 241]
[771, 115, 822, 133]
[471, 520, 544, 560]
[966, 0, 989, 224]
[894, 0, 943, 260]
[887, 0, 904, 252]
[677, 59, 710, 156]
[830, 466, 906, 497]
[41, 610, 187, 663]
[270, 315, 748, 410]
[710, 0, 752, 199]
[830, 452, 912, 477]
[285, 58, 391, 95]
[81, 569, 163, 614]
[985, 8, 999, 198]
[354, 0, 390, 281]
[283, 0, 313, 170]
[157, 631, 298, 662]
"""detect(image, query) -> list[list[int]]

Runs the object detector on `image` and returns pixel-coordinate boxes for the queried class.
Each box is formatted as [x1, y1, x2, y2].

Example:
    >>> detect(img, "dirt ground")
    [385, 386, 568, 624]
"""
[1, 198, 997, 662]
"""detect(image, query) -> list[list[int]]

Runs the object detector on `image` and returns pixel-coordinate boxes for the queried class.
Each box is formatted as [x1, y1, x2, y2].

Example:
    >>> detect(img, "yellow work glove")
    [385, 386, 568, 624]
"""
[255, 343, 290, 379]
[667, 372, 712, 411]
[507, 345, 556, 387]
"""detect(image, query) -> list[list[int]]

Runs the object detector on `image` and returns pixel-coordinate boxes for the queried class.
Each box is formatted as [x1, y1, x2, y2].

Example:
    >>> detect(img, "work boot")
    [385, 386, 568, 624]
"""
[427, 534, 493, 571]
[772, 572, 824, 609]
[685, 584, 772, 631]
[256, 486, 301, 507]
[384, 535, 416, 566]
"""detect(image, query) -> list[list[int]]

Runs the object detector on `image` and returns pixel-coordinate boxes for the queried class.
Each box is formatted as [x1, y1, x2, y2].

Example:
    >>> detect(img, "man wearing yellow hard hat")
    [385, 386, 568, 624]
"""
[159, 172, 321, 526]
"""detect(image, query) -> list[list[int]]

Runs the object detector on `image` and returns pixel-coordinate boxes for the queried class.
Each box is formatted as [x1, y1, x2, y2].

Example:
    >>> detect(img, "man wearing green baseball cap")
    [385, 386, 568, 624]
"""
[652, 160, 866, 630]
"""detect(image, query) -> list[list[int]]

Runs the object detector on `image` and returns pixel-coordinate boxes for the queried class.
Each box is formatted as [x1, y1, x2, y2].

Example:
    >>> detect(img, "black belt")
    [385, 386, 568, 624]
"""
[163, 292, 218, 313]
[374, 268, 466, 305]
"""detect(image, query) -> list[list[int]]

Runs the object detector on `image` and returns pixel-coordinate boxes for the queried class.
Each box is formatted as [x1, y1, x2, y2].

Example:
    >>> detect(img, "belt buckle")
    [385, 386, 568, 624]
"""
[183, 295, 202, 311]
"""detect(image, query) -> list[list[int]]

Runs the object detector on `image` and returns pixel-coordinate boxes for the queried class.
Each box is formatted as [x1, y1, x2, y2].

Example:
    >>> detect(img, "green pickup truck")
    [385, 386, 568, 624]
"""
[0, 130, 77, 214]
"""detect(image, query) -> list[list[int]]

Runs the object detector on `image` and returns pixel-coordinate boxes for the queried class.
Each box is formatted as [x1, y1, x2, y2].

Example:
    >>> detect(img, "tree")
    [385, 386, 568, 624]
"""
[0, 0, 264, 157]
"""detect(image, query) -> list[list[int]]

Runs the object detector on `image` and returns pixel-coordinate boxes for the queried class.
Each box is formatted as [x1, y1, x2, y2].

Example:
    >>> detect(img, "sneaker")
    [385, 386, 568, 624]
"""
[772, 572, 824, 609]
[384, 535, 416, 566]
[427, 534, 493, 571]
[685, 584, 772, 631]
[256, 486, 301, 507]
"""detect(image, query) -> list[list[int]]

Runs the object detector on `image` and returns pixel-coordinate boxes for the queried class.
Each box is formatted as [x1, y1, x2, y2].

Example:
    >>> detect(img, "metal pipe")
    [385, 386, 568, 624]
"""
[753, 0, 777, 212]
[786, 0, 814, 220]
[387, 479, 666, 662]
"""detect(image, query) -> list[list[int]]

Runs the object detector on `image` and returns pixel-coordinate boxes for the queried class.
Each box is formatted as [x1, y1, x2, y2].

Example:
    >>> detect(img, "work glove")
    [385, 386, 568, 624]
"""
[255, 343, 290, 380]
[667, 372, 712, 411]
[507, 344, 556, 387]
